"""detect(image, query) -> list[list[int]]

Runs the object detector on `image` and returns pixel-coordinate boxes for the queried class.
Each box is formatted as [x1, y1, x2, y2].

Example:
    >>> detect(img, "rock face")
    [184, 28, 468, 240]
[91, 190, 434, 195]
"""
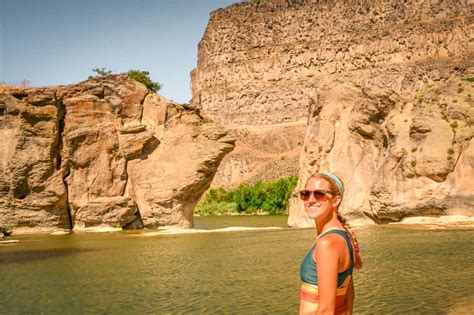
[191, 0, 473, 225]
[210, 121, 305, 188]
[0, 75, 234, 232]
[289, 78, 473, 227]
[0, 88, 69, 230]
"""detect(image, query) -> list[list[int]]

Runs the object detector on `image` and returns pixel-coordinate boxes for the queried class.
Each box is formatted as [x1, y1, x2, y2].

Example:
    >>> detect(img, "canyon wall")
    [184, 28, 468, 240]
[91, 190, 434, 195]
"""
[0, 75, 234, 232]
[191, 0, 473, 225]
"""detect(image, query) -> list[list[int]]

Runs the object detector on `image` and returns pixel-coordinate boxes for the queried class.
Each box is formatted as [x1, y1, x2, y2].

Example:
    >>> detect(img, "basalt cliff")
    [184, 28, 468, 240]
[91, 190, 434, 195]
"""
[191, 0, 474, 226]
[0, 75, 235, 233]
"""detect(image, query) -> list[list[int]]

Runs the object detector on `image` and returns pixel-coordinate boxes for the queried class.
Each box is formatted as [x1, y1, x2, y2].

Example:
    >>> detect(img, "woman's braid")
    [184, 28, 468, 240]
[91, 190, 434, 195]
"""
[337, 213, 363, 269]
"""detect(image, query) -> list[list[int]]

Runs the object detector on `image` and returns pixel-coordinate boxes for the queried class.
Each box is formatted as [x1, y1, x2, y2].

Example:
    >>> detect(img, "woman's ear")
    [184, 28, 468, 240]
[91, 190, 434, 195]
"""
[332, 195, 342, 208]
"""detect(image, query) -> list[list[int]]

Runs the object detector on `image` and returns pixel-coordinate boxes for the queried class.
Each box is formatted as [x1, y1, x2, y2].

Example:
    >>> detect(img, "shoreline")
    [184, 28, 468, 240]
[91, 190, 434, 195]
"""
[387, 215, 474, 229]
[4, 214, 474, 237]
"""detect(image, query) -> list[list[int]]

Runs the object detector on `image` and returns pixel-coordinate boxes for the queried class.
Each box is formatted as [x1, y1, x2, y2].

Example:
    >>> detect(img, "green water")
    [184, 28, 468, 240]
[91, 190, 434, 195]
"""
[1, 216, 473, 314]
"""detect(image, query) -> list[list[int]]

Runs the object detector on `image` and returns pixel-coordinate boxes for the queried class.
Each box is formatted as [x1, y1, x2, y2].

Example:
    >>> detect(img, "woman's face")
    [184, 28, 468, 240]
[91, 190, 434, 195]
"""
[303, 177, 339, 220]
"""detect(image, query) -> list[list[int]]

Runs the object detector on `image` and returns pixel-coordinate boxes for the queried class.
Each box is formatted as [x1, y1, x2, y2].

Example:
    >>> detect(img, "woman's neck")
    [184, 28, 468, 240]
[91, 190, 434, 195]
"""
[316, 212, 344, 235]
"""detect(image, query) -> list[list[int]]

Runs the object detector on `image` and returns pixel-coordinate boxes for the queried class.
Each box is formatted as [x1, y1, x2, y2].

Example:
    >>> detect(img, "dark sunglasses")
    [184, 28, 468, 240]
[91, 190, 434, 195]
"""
[299, 190, 334, 202]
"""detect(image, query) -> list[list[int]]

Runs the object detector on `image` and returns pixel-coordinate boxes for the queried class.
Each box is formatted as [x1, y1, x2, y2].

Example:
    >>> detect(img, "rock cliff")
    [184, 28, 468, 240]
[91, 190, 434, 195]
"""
[289, 78, 473, 227]
[191, 0, 473, 225]
[0, 75, 234, 232]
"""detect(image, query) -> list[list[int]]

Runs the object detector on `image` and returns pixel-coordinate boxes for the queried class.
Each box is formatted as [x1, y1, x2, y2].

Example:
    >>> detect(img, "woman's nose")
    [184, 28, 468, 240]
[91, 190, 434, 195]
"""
[307, 192, 319, 203]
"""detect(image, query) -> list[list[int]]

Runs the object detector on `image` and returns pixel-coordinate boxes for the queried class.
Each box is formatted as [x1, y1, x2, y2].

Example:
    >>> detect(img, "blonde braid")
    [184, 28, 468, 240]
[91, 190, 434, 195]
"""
[337, 213, 363, 269]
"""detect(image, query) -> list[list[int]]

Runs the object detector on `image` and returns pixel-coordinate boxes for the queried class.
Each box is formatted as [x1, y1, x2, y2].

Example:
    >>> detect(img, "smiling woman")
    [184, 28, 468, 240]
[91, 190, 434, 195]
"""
[298, 172, 363, 315]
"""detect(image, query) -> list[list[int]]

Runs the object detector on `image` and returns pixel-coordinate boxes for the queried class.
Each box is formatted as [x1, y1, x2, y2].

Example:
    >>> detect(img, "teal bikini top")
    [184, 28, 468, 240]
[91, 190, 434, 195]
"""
[300, 229, 354, 286]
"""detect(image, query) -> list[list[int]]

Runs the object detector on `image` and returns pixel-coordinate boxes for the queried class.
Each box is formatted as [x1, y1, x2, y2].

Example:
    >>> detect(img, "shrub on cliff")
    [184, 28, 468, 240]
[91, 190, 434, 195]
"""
[88, 68, 161, 93]
[196, 175, 298, 215]
[127, 70, 161, 93]
[89, 67, 113, 78]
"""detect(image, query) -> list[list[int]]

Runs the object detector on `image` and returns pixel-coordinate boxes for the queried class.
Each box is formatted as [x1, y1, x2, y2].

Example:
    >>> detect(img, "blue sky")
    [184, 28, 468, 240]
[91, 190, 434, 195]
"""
[0, 0, 237, 103]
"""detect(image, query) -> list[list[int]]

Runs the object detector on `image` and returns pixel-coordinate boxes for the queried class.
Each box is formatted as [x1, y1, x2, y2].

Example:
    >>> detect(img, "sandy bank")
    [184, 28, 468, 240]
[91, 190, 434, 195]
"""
[389, 215, 474, 229]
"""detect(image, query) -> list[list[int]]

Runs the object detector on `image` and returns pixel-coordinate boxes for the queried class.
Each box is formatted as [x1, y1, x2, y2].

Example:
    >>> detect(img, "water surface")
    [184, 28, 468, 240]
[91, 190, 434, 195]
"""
[1, 216, 473, 314]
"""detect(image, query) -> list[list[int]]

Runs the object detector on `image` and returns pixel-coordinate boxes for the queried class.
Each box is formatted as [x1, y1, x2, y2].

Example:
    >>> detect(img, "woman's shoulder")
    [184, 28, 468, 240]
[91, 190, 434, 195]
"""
[318, 229, 348, 241]
[317, 233, 341, 248]
[313, 234, 342, 264]
[317, 231, 348, 250]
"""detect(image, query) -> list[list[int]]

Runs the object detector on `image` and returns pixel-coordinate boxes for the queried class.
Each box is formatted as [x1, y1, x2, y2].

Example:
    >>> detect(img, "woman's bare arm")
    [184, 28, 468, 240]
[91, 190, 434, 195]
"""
[314, 236, 339, 314]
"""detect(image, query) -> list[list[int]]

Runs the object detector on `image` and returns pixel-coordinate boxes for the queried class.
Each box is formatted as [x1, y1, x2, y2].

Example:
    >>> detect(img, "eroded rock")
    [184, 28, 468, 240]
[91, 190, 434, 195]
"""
[126, 94, 236, 228]
[192, 0, 473, 225]
[191, 0, 473, 189]
[0, 89, 69, 232]
[0, 75, 235, 232]
[289, 79, 473, 227]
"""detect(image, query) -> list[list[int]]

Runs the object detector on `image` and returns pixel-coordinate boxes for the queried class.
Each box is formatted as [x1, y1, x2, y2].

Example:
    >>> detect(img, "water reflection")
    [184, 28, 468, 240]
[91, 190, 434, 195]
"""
[0, 248, 93, 265]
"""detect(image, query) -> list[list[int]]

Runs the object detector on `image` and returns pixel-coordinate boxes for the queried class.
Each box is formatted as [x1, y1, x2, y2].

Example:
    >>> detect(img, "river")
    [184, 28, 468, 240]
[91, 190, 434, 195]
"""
[1, 215, 473, 314]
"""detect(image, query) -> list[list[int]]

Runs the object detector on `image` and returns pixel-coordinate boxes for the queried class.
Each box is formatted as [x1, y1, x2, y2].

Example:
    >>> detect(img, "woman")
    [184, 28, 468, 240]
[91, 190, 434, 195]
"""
[299, 172, 363, 315]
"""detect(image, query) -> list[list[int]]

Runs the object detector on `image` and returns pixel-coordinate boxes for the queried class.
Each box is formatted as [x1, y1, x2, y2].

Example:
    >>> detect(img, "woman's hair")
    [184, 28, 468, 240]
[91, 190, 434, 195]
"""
[336, 212, 363, 269]
[308, 173, 363, 269]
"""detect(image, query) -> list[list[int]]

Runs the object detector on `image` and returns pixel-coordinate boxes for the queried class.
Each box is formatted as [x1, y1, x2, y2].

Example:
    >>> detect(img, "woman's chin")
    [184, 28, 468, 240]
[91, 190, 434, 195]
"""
[305, 209, 321, 220]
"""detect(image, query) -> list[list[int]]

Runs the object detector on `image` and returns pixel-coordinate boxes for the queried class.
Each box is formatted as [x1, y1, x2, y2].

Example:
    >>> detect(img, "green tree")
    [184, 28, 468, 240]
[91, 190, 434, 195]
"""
[127, 70, 161, 93]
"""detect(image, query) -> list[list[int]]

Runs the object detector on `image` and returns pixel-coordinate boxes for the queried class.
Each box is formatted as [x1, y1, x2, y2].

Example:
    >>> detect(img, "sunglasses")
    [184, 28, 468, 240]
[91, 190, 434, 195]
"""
[299, 190, 334, 202]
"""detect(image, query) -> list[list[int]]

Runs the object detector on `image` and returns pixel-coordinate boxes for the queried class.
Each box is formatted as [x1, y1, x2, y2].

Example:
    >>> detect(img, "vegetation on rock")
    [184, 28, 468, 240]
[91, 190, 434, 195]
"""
[89, 67, 161, 92]
[89, 67, 113, 78]
[127, 70, 161, 92]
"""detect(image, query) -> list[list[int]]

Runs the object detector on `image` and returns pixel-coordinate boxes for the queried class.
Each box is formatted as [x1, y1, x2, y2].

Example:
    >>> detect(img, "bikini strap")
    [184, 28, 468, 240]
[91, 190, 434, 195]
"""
[317, 229, 354, 271]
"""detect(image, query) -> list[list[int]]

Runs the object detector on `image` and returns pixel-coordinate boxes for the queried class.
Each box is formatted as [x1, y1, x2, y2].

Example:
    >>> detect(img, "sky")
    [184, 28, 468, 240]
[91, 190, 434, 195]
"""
[0, 0, 237, 103]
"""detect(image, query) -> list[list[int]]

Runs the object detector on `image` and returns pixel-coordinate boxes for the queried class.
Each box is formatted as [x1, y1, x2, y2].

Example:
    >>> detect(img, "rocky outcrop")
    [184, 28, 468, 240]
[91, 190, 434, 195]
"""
[125, 94, 235, 228]
[289, 78, 473, 227]
[0, 75, 234, 232]
[191, 0, 473, 225]
[0, 88, 69, 230]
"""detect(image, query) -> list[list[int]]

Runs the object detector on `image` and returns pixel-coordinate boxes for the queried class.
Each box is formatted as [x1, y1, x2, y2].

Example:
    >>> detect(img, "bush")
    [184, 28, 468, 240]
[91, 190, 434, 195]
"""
[196, 176, 298, 215]
[194, 201, 238, 216]
[88, 68, 161, 93]
[89, 67, 112, 78]
[127, 70, 161, 93]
